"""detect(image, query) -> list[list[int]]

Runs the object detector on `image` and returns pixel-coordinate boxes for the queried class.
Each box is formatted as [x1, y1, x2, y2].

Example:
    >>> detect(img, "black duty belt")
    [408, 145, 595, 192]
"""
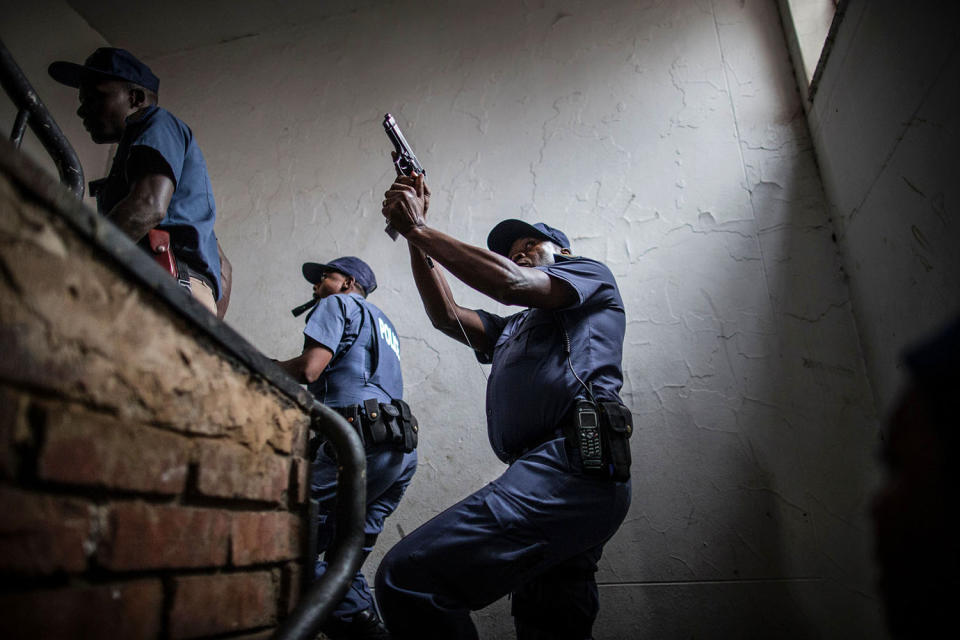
[181, 263, 215, 292]
[331, 398, 418, 454]
[507, 401, 633, 482]
[504, 428, 565, 466]
[505, 402, 585, 465]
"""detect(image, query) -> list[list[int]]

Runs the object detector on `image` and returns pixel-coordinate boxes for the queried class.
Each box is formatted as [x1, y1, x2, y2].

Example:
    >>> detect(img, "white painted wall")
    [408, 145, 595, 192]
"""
[149, 1, 884, 637]
[0, 0, 109, 206]
[783, 0, 836, 84]
[805, 0, 960, 414]
[18, 0, 888, 636]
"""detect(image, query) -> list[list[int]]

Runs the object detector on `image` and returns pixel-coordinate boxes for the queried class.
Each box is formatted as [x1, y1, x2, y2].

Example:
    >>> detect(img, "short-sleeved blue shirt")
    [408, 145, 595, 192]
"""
[304, 292, 403, 408]
[475, 255, 625, 462]
[93, 105, 221, 298]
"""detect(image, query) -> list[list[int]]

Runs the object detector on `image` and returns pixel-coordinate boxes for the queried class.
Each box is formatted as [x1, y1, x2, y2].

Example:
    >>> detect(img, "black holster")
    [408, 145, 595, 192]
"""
[598, 401, 632, 482]
[562, 400, 633, 481]
[377, 399, 419, 453]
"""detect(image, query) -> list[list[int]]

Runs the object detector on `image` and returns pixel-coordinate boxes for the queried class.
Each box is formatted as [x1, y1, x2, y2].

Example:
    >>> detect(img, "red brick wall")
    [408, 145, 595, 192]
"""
[0, 161, 312, 638]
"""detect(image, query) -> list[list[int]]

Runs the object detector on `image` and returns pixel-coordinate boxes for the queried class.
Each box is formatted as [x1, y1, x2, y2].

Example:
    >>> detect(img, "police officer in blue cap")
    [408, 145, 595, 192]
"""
[376, 175, 632, 639]
[277, 256, 417, 640]
[48, 48, 230, 318]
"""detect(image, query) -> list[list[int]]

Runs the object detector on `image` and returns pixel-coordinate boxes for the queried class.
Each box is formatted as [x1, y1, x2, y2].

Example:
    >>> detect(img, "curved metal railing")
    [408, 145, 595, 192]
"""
[273, 400, 368, 640]
[0, 37, 84, 197]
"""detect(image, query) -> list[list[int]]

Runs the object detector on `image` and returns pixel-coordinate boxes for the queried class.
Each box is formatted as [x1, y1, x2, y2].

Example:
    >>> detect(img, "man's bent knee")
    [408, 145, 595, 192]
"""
[373, 551, 405, 621]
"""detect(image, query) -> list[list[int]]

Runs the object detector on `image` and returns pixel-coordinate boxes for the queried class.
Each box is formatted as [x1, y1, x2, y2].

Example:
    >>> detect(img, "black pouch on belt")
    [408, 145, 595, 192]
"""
[364, 398, 386, 444]
[360, 399, 419, 453]
[375, 401, 399, 445]
[599, 402, 633, 482]
[392, 399, 418, 453]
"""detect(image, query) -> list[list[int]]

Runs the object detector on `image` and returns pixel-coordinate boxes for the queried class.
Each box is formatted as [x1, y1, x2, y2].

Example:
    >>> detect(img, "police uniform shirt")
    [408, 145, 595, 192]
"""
[475, 255, 625, 462]
[304, 292, 403, 408]
[93, 105, 222, 298]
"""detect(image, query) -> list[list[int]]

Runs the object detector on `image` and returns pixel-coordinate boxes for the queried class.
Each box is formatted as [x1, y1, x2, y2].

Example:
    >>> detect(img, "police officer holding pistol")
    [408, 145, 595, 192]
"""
[277, 256, 417, 640]
[375, 173, 632, 640]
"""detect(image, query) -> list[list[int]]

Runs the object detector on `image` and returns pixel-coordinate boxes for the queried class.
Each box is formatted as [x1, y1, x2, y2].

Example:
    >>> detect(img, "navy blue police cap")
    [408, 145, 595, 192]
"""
[49, 48, 160, 93]
[302, 256, 377, 295]
[487, 219, 570, 258]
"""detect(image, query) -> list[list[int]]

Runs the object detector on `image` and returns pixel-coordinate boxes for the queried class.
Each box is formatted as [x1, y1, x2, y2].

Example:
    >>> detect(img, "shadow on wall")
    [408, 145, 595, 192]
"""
[624, 127, 880, 638]
[710, 35, 883, 640]
[597, 1, 882, 637]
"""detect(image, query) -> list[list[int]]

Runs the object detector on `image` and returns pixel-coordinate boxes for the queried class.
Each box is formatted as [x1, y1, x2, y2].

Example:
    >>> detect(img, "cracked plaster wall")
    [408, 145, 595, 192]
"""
[26, 0, 886, 637]
[804, 0, 960, 413]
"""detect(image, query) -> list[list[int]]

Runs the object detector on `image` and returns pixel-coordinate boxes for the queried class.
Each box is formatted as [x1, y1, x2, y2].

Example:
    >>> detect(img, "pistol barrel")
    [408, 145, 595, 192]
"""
[383, 113, 425, 176]
[383, 113, 426, 240]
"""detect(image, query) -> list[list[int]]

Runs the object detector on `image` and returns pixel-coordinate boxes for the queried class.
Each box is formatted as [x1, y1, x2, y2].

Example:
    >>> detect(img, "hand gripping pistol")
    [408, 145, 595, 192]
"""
[382, 113, 426, 240]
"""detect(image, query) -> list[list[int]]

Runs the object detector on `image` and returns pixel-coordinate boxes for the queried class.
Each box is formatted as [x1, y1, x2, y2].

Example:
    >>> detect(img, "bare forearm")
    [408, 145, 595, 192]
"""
[276, 353, 324, 384]
[408, 243, 466, 331]
[107, 196, 165, 241]
[405, 225, 529, 305]
[108, 166, 175, 242]
[276, 356, 310, 384]
[276, 344, 332, 384]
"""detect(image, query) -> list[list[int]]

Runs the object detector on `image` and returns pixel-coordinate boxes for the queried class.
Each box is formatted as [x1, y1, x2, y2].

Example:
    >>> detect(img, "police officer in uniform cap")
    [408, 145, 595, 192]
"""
[376, 174, 632, 640]
[276, 256, 417, 640]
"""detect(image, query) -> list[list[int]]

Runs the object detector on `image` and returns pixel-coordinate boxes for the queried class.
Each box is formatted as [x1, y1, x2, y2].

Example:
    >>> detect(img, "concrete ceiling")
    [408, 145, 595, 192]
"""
[67, 0, 380, 59]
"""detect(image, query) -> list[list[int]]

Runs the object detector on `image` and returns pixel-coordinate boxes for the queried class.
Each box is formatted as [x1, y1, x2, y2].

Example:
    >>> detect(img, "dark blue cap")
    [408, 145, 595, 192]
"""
[302, 256, 377, 295]
[49, 48, 160, 93]
[487, 219, 570, 258]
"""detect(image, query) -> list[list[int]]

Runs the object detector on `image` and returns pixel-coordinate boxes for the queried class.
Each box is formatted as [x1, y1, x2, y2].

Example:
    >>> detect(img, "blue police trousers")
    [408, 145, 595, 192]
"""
[375, 437, 630, 639]
[312, 443, 418, 624]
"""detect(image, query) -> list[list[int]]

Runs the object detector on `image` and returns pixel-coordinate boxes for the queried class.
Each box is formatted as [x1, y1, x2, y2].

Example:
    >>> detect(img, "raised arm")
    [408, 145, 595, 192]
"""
[382, 174, 576, 311]
[406, 241, 492, 352]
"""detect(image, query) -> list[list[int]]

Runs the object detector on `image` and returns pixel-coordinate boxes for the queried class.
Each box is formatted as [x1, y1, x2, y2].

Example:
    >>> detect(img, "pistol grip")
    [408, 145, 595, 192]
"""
[384, 223, 400, 241]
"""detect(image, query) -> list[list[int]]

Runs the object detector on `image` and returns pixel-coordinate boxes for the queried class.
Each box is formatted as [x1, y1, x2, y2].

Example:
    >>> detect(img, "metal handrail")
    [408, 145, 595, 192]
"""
[274, 401, 368, 640]
[0, 38, 84, 197]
